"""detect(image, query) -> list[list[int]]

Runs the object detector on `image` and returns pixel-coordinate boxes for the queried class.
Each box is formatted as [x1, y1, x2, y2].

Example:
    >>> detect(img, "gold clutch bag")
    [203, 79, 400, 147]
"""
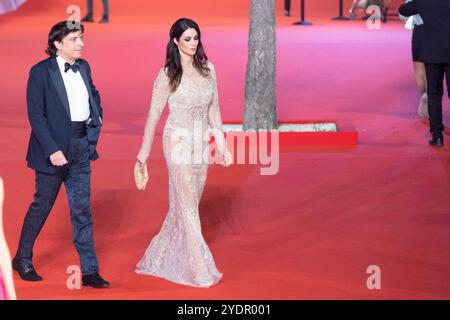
[134, 161, 149, 190]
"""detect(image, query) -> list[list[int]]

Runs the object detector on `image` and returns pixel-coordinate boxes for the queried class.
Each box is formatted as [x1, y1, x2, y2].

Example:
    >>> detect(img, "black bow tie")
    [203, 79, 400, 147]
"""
[64, 61, 80, 73]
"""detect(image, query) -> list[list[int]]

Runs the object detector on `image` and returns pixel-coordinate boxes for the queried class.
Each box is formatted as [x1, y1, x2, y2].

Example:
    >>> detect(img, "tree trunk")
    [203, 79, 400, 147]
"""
[243, 0, 278, 130]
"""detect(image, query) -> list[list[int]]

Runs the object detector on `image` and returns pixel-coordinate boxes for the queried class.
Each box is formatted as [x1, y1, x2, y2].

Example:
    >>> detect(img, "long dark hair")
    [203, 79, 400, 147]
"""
[45, 21, 84, 57]
[165, 18, 209, 92]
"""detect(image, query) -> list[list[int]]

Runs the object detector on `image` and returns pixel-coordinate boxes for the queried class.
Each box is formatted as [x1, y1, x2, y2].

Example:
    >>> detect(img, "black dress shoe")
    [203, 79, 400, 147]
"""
[12, 260, 43, 281]
[99, 15, 109, 23]
[82, 273, 110, 288]
[81, 14, 94, 22]
[429, 133, 444, 147]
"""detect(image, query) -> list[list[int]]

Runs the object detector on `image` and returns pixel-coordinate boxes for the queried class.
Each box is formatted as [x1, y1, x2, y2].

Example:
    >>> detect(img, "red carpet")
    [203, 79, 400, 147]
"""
[1, 0, 450, 299]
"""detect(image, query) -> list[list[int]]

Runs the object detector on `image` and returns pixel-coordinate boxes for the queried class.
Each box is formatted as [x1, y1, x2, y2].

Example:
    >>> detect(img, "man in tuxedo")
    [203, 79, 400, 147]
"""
[12, 21, 109, 288]
[400, 0, 450, 147]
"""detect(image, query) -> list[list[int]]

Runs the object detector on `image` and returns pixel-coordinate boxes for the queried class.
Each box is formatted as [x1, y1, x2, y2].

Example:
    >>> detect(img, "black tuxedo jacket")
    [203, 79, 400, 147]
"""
[26, 57, 103, 174]
[399, 0, 450, 64]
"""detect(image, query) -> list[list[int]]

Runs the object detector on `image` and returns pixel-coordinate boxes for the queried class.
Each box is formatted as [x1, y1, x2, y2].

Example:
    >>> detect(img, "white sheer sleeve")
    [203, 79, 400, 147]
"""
[208, 62, 232, 162]
[137, 68, 170, 164]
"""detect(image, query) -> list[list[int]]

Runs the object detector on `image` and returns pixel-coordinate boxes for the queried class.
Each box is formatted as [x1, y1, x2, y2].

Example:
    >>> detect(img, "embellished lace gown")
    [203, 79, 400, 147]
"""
[135, 62, 228, 287]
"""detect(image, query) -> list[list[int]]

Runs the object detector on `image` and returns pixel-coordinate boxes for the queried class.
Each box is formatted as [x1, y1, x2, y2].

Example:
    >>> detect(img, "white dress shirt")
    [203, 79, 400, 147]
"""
[56, 55, 90, 122]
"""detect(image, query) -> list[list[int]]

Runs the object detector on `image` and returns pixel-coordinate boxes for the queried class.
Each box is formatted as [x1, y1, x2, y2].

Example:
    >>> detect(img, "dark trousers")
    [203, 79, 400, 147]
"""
[87, 0, 109, 16]
[285, 0, 291, 12]
[14, 136, 99, 275]
[425, 63, 450, 134]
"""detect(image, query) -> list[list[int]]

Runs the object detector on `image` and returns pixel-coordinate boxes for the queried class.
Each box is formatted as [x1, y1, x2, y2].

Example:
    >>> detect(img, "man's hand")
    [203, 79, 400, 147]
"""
[49, 151, 68, 166]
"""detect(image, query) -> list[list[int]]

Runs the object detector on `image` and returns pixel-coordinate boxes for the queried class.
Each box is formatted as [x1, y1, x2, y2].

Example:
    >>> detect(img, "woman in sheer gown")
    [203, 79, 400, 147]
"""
[135, 18, 232, 288]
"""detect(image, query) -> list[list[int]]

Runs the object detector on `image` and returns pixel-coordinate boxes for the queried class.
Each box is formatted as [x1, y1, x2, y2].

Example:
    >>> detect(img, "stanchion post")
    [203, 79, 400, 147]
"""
[332, 0, 351, 20]
[293, 0, 313, 25]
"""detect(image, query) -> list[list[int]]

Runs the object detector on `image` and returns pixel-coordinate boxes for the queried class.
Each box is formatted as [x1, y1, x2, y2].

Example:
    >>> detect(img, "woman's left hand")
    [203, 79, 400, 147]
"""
[221, 151, 233, 167]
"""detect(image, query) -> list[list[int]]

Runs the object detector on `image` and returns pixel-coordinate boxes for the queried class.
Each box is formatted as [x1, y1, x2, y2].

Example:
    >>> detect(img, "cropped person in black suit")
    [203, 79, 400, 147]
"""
[81, 0, 109, 23]
[400, 0, 450, 147]
[285, 0, 291, 16]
